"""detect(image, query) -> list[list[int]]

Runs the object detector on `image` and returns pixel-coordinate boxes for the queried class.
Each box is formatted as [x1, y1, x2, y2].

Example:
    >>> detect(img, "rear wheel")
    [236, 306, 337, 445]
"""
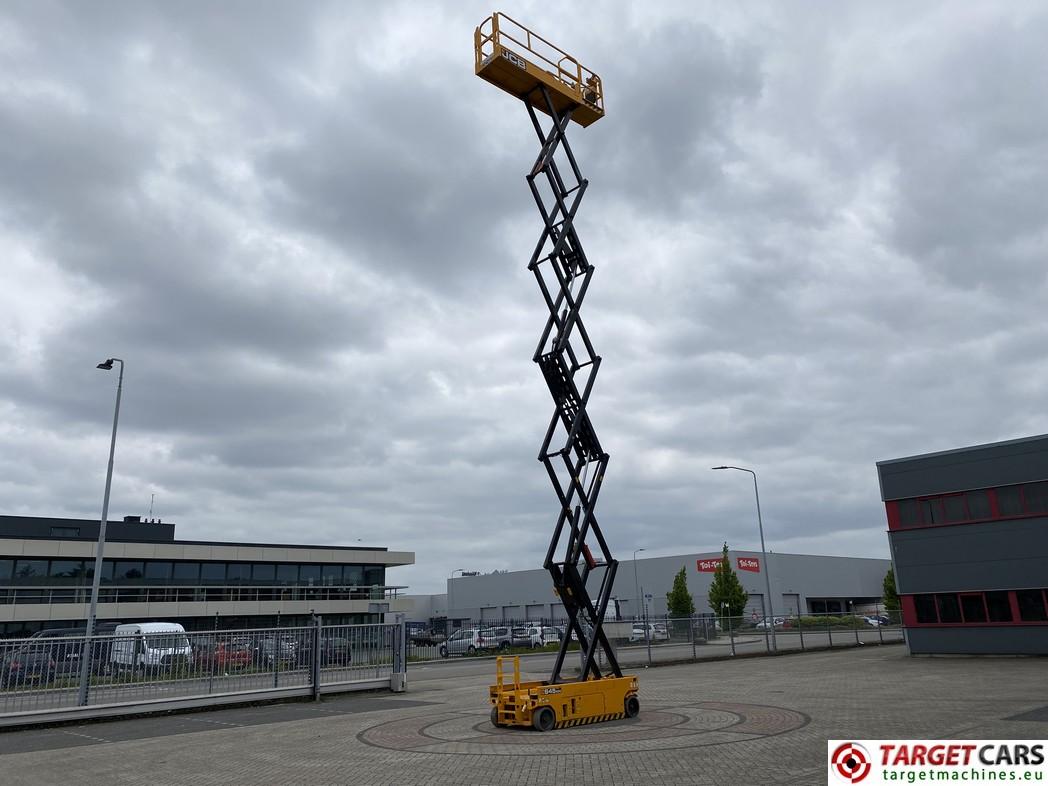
[499, 641, 510, 651]
[532, 706, 556, 732]
[438, 646, 448, 659]
[490, 707, 503, 728]
[625, 695, 640, 718]
[467, 645, 476, 656]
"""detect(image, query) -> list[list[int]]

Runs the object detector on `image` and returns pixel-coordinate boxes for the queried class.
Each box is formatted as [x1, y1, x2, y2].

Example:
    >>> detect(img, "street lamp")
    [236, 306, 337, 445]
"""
[712, 465, 777, 652]
[78, 357, 124, 706]
[632, 548, 645, 620]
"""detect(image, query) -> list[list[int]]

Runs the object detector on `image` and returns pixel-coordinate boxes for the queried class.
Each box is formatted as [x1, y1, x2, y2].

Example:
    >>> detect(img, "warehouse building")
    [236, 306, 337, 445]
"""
[879, 434, 1048, 655]
[408, 550, 890, 629]
[0, 514, 413, 637]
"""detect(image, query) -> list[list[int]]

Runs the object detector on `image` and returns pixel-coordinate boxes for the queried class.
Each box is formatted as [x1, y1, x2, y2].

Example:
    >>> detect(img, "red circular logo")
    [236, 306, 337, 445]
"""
[831, 742, 872, 783]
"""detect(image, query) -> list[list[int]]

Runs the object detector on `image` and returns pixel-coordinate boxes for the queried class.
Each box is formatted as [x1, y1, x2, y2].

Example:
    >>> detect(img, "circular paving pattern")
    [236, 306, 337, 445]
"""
[357, 701, 809, 755]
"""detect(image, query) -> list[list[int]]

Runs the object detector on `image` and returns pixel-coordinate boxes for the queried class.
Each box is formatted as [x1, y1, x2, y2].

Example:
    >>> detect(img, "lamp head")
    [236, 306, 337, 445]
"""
[96, 359, 115, 370]
[711, 466, 728, 470]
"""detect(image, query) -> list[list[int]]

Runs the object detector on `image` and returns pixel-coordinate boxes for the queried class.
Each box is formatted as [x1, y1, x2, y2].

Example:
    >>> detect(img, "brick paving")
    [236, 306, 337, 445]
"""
[2, 644, 1047, 785]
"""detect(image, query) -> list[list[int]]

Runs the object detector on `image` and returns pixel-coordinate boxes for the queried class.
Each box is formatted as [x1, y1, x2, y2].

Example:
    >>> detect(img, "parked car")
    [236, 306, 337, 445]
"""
[253, 636, 298, 667]
[479, 626, 513, 651]
[439, 628, 495, 657]
[754, 617, 788, 629]
[28, 623, 120, 677]
[863, 615, 891, 627]
[629, 624, 669, 642]
[525, 626, 561, 649]
[194, 640, 252, 671]
[510, 627, 533, 648]
[296, 636, 352, 667]
[0, 646, 55, 688]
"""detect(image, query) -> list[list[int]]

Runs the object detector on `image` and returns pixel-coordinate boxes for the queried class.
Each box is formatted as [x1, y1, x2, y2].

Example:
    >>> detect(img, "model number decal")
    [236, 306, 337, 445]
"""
[542, 687, 562, 695]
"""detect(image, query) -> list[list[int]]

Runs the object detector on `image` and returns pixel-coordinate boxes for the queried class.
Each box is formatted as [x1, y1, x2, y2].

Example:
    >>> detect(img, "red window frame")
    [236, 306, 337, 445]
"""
[902, 589, 1047, 627]
[886, 482, 1048, 531]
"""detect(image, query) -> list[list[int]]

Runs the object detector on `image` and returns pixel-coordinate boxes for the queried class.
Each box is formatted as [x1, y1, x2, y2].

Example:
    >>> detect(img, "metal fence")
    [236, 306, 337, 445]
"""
[0, 618, 407, 726]
[406, 611, 906, 667]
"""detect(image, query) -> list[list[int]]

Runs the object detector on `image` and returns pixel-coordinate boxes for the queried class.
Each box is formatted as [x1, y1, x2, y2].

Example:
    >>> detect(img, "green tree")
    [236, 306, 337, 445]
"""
[666, 566, 696, 618]
[882, 567, 900, 612]
[708, 542, 747, 628]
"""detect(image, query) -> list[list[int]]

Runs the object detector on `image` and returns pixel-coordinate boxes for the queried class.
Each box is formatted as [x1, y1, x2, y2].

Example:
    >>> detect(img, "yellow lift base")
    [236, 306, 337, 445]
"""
[490, 656, 639, 731]
[474, 12, 605, 128]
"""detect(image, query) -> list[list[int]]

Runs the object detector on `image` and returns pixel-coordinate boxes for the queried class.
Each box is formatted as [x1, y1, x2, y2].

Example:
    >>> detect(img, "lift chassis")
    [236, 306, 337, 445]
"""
[475, 12, 639, 731]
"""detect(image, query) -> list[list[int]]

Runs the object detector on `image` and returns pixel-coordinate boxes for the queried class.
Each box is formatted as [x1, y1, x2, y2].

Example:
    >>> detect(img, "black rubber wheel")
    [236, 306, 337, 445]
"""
[490, 707, 503, 727]
[532, 706, 556, 732]
[467, 645, 476, 656]
[625, 694, 640, 718]
[438, 646, 448, 659]
[499, 641, 510, 651]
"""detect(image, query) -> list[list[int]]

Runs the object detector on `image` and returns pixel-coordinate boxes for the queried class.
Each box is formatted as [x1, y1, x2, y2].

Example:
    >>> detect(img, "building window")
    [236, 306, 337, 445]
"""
[50, 526, 80, 538]
[114, 561, 144, 583]
[914, 594, 938, 623]
[921, 499, 945, 525]
[965, 490, 992, 519]
[252, 563, 276, 583]
[960, 594, 987, 624]
[322, 565, 343, 586]
[936, 594, 962, 623]
[276, 564, 298, 584]
[1023, 482, 1048, 513]
[942, 495, 968, 522]
[201, 562, 226, 584]
[299, 564, 321, 585]
[985, 591, 1013, 622]
[898, 499, 921, 527]
[1016, 590, 1048, 622]
[0, 559, 12, 582]
[14, 559, 48, 583]
[226, 563, 250, 584]
[49, 560, 86, 583]
[995, 486, 1024, 516]
[144, 561, 172, 584]
[172, 562, 200, 583]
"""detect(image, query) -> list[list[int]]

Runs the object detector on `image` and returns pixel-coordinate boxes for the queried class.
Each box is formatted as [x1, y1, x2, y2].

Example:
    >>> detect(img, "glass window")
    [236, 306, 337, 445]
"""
[897, 499, 921, 527]
[965, 490, 992, 520]
[275, 564, 298, 584]
[1024, 482, 1048, 513]
[14, 559, 48, 583]
[114, 561, 144, 582]
[50, 526, 80, 538]
[364, 566, 384, 586]
[936, 594, 962, 623]
[144, 561, 172, 583]
[226, 563, 250, 584]
[0, 559, 12, 581]
[343, 565, 364, 585]
[921, 498, 944, 525]
[200, 562, 226, 584]
[172, 562, 200, 583]
[252, 563, 276, 583]
[986, 591, 1012, 622]
[299, 564, 321, 585]
[321, 565, 342, 585]
[960, 594, 987, 623]
[942, 495, 968, 522]
[996, 485, 1024, 516]
[89, 560, 116, 583]
[915, 595, 938, 623]
[49, 560, 86, 582]
[1016, 590, 1047, 622]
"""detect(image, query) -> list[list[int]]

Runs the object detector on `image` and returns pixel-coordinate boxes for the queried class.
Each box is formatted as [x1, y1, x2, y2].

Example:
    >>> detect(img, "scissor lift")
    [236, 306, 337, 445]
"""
[475, 12, 639, 732]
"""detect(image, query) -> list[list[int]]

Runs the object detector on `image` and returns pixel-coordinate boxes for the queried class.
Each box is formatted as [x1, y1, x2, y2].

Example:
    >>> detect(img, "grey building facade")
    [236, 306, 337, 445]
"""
[878, 434, 1048, 655]
[0, 514, 414, 637]
[409, 550, 890, 628]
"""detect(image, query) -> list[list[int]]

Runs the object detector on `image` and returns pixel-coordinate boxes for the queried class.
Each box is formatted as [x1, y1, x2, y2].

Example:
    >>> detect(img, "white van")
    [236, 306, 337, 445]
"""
[110, 622, 192, 671]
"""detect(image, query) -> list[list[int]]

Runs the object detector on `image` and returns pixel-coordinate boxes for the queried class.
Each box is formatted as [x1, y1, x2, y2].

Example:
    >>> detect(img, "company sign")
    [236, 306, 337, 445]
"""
[696, 558, 725, 573]
[737, 557, 761, 573]
[828, 740, 1048, 784]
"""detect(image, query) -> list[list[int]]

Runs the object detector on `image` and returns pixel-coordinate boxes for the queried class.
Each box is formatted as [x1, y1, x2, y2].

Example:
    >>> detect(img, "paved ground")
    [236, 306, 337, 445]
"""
[1, 642, 1046, 785]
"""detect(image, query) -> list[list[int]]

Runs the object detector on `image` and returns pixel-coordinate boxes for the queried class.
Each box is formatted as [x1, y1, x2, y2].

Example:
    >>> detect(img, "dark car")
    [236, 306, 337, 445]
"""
[28, 623, 120, 677]
[0, 646, 55, 689]
[296, 636, 352, 667]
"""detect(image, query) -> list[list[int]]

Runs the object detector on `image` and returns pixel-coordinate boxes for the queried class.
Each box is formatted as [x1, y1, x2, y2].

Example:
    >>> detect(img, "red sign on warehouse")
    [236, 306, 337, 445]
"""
[737, 557, 761, 572]
[696, 558, 726, 573]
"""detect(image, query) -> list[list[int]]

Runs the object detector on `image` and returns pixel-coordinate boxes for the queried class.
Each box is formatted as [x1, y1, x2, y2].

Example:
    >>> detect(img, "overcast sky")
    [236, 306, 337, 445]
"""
[1, 1, 1045, 594]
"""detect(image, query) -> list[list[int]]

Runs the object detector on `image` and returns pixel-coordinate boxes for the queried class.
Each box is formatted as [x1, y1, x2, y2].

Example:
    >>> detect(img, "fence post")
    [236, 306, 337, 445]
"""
[690, 614, 696, 660]
[311, 614, 322, 701]
[854, 613, 861, 646]
[390, 613, 407, 692]
[826, 614, 833, 648]
[876, 603, 884, 645]
[728, 615, 735, 656]
[798, 614, 805, 651]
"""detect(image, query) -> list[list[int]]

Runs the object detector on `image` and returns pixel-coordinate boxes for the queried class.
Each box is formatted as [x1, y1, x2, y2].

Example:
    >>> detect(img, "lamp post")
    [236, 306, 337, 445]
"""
[78, 357, 124, 706]
[632, 548, 645, 621]
[712, 465, 777, 652]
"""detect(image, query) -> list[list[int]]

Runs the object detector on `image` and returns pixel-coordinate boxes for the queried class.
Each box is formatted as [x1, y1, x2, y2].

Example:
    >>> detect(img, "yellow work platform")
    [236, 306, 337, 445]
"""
[474, 12, 605, 127]
[490, 656, 639, 731]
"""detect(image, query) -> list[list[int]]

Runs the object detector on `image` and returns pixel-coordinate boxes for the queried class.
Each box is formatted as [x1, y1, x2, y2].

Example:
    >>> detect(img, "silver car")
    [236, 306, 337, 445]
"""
[439, 628, 494, 657]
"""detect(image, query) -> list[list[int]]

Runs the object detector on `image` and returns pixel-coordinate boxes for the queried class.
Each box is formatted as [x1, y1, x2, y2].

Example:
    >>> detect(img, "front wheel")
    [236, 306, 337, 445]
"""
[439, 646, 448, 659]
[625, 695, 640, 718]
[499, 641, 510, 651]
[467, 645, 476, 656]
[490, 707, 503, 728]
[532, 706, 556, 732]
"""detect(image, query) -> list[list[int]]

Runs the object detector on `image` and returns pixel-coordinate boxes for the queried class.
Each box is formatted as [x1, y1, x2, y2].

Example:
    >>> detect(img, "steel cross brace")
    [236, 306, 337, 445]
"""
[523, 86, 622, 683]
